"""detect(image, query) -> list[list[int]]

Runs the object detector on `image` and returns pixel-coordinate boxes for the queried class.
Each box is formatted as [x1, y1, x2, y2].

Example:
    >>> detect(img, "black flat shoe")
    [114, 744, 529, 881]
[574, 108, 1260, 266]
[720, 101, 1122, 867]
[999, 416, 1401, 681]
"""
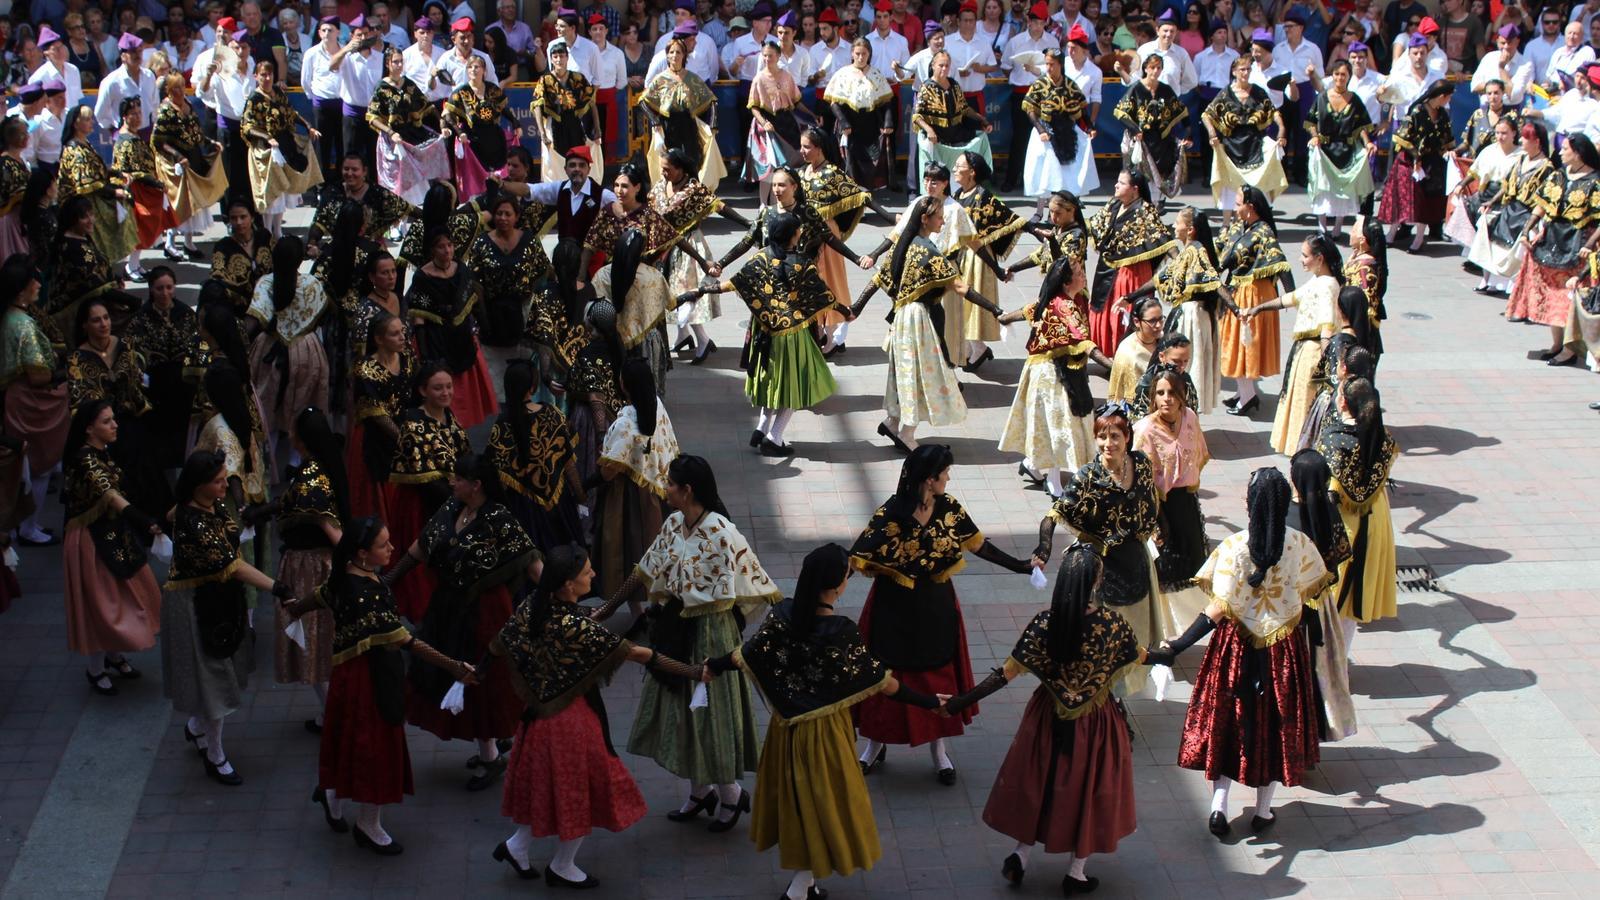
[859, 745, 886, 775]
[311, 785, 348, 832]
[125, 270, 148, 283]
[1537, 348, 1559, 360]
[824, 343, 845, 357]
[497, 737, 513, 755]
[353, 825, 403, 856]
[543, 866, 599, 889]
[689, 341, 717, 365]
[1208, 811, 1230, 838]
[183, 723, 206, 756]
[673, 334, 697, 353]
[1017, 462, 1043, 485]
[1548, 354, 1579, 367]
[706, 786, 750, 833]
[759, 437, 795, 457]
[162, 246, 187, 261]
[1251, 814, 1276, 833]
[104, 655, 140, 679]
[465, 755, 507, 791]
[86, 671, 117, 696]
[666, 791, 717, 822]
[1001, 852, 1025, 885]
[203, 757, 243, 787]
[962, 347, 995, 373]
[1588, 401, 1600, 410]
[492, 841, 539, 879]
[875, 422, 912, 455]
[1225, 396, 1260, 417]
[304, 718, 323, 734]
[1062, 874, 1100, 894]
[749, 429, 765, 448]
[936, 766, 957, 786]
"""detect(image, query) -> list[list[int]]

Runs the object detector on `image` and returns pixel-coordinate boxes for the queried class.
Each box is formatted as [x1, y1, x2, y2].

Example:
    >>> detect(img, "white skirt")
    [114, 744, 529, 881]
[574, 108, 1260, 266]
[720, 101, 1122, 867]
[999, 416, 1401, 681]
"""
[1172, 301, 1219, 415]
[1022, 126, 1099, 197]
[1467, 211, 1525, 278]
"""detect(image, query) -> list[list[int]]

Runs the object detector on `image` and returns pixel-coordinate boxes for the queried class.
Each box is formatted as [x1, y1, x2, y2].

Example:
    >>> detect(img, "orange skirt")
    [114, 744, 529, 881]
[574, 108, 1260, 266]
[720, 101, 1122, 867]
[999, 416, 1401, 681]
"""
[128, 182, 177, 250]
[815, 244, 850, 331]
[1218, 277, 1282, 380]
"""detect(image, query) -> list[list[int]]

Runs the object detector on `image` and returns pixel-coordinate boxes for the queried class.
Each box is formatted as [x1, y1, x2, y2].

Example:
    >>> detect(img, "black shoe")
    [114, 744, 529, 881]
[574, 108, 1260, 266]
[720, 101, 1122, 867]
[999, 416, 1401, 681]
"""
[706, 787, 750, 833]
[183, 723, 206, 756]
[1062, 874, 1100, 894]
[492, 841, 540, 879]
[203, 756, 243, 786]
[749, 429, 765, 448]
[1225, 396, 1260, 417]
[689, 340, 717, 365]
[759, 437, 795, 457]
[162, 245, 187, 261]
[666, 791, 717, 822]
[1250, 813, 1276, 833]
[86, 671, 118, 696]
[824, 343, 845, 358]
[125, 269, 148, 283]
[1208, 811, 1230, 838]
[103, 655, 140, 679]
[1536, 348, 1559, 361]
[673, 334, 697, 353]
[353, 824, 403, 856]
[543, 866, 599, 889]
[1548, 353, 1579, 367]
[936, 766, 957, 786]
[304, 718, 323, 734]
[1017, 462, 1043, 485]
[1001, 852, 1025, 885]
[961, 347, 995, 373]
[1588, 401, 1600, 410]
[465, 755, 507, 791]
[859, 745, 886, 775]
[497, 738, 513, 755]
[875, 422, 912, 455]
[311, 785, 348, 832]
[1223, 395, 1240, 410]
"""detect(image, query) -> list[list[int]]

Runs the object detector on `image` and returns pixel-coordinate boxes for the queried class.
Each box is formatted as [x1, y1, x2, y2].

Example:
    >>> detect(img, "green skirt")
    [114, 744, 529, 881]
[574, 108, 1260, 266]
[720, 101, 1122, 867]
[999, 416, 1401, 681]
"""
[89, 196, 139, 265]
[626, 608, 760, 784]
[743, 328, 837, 411]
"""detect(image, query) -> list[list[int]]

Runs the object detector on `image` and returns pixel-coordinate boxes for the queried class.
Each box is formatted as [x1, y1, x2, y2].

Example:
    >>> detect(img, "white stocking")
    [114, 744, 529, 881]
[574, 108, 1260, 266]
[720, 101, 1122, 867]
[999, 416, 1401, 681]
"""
[163, 230, 179, 252]
[1234, 378, 1258, 404]
[858, 738, 885, 764]
[203, 718, 232, 773]
[1210, 776, 1233, 814]
[767, 408, 795, 444]
[831, 320, 850, 344]
[678, 781, 711, 814]
[84, 653, 106, 676]
[550, 836, 586, 881]
[1011, 842, 1032, 866]
[312, 681, 328, 725]
[966, 339, 988, 364]
[714, 782, 742, 822]
[1340, 614, 1358, 662]
[323, 787, 343, 819]
[929, 738, 953, 771]
[503, 824, 534, 866]
[1069, 854, 1089, 879]
[897, 422, 918, 448]
[785, 870, 816, 900]
[1046, 468, 1064, 498]
[356, 803, 391, 843]
[20, 473, 51, 539]
[692, 324, 709, 346]
[1255, 781, 1279, 819]
[477, 738, 500, 763]
[755, 408, 775, 435]
[186, 716, 208, 750]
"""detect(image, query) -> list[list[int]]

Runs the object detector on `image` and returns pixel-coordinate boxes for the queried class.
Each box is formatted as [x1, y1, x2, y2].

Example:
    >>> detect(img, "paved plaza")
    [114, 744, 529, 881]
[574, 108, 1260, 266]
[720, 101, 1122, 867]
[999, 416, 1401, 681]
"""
[2, 182, 1599, 899]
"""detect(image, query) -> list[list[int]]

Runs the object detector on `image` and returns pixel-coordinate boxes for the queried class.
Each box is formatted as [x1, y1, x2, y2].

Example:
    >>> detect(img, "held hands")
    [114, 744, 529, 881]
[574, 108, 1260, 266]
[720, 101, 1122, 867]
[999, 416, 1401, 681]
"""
[858, 255, 875, 270]
[934, 693, 953, 717]
[457, 661, 480, 685]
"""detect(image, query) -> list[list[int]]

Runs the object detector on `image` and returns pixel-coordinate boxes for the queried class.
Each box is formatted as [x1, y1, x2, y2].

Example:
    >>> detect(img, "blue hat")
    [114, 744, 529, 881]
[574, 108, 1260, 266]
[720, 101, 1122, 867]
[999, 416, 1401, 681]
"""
[1407, 33, 1428, 48]
[1284, 10, 1308, 26]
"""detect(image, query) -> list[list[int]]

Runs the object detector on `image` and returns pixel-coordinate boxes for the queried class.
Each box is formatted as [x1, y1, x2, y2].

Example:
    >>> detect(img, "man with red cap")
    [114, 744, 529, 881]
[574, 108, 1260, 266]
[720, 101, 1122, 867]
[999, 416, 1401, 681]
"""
[943, 0, 997, 113]
[866, 1, 911, 88]
[27, 26, 84, 108]
[437, 16, 500, 90]
[190, 16, 235, 144]
[1062, 22, 1102, 125]
[1050, 0, 1096, 46]
[811, 7, 852, 92]
[998, 4, 1059, 191]
[521, 145, 617, 262]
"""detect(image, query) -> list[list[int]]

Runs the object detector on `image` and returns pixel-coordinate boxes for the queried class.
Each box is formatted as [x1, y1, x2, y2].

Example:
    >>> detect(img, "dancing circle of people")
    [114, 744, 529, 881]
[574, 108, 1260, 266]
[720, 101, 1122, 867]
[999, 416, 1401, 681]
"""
[9, 4, 1600, 899]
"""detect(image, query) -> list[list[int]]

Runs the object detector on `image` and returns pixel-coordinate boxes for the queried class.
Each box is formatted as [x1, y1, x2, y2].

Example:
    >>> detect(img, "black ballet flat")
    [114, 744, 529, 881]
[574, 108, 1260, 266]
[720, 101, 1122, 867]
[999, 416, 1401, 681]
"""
[1536, 348, 1559, 361]
[706, 787, 750, 833]
[824, 343, 846, 358]
[1251, 813, 1277, 833]
[304, 718, 323, 734]
[759, 438, 795, 458]
[311, 785, 348, 832]
[162, 245, 187, 262]
[543, 866, 599, 889]
[961, 347, 995, 373]
[1017, 462, 1043, 485]
[1548, 354, 1579, 368]
[875, 422, 912, 456]
[353, 824, 403, 856]
[85, 671, 118, 696]
[465, 755, 507, 791]
[689, 341, 717, 365]
[859, 746, 886, 775]
[1588, 401, 1600, 411]
[1001, 852, 1025, 885]
[1208, 811, 1230, 838]
[673, 334, 697, 353]
[666, 791, 717, 822]
[1225, 396, 1260, 417]
[1062, 874, 1100, 894]
[492, 841, 540, 879]
[936, 766, 957, 786]
[104, 655, 140, 679]
[203, 756, 243, 787]
[749, 429, 766, 449]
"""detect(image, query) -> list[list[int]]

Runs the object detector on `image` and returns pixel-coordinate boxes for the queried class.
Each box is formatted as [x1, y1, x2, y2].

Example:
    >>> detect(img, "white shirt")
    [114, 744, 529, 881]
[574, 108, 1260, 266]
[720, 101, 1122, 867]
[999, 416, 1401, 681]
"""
[29, 109, 62, 163]
[1001, 31, 1060, 88]
[527, 178, 618, 213]
[904, 47, 935, 88]
[439, 47, 500, 89]
[403, 41, 447, 101]
[1470, 50, 1534, 106]
[1063, 53, 1103, 105]
[776, 44, 814, 85]
[809, 39, 852, 88]
[550, 35, 598, 79]
[384, 24, 411, 49]
[867, 29, 913, 82]
[27, 60, 83, 109]
[1136, 39, 1198, 95]
[1193, 44, 1239, 90]
[199, 23, 218, 48]
[1389, 39, 1449, 78]
[721, 33, 764, 81]
[193, 47, 218, 107]
[301, 43, 342, 101]
[647, 43, 721, 84]
[1551, 89, 1600, 139]
[1349, 67, 1383, 124]
[163, 43, 205, 75]
[1249, 60, 1291, 107]
[1524, 34, 1561, 80]
[941, 30, 992, 93]
[93, 66, 160, 131]
[213, 69, 251, 120]
[336, 48, 384, 107]
[1546, 44, 1596, 86]
[1272, 37, 1323, 84]
[1378, 63, 1441, 124]
[589, 43, 628, 91]
[1051, 11, 1097, 46]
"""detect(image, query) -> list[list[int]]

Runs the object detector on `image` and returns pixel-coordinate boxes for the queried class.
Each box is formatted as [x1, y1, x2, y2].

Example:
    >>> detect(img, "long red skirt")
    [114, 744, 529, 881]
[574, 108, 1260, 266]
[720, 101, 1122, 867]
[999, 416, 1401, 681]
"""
[404, 584, 523, 742]
[853, 586, 976, 746]
[378, 481, 440, 621]
[1505, 258, 1579, 327]
[320, 653, 414, 805]
[449, 342, 500, 429]
[1177, 619, 1320, 788]
[129, 182, 177, 250]
[1090, 262, 1151, 356]
[982, 687, 1136, 856]
[345, 422, 386, 521]
[501, 702, 648, 841]
[1377, 152, 1446, 226]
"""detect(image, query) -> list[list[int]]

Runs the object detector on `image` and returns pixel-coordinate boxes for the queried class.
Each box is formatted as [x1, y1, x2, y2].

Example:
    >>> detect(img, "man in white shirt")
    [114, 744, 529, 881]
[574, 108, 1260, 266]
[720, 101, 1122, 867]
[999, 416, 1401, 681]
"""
[902, 22, 946, 189]
[810, 8, 852, 91]
[1137, 11, 1198, 97]
[1051, 0, 1096, 46]
[1191, 18, 1237, 187]
[1546, 20, 1595, 90]
[588, 16, 627, 151]
[1523, 7, 1564, 80]
[722, 6, 771, 83]
[330, 16, 384, 170]
[28, 27, 84, 109]
[999, 4, 1058, 190]
[439, 17, 500, 92]
[29, 82, 66, 172]
[95, 33, 161, 134]
[304, 16, 347, 172]
[649, 24, 722, 83]
[1273, 10, 1323, 184]
[1346, 42, 1384, 127]
[549, 11, 598, 78]
[403, 18, 446, 101]
[1472, 25, 1535, 107]
[655, 0, 699, 53]
[204, 30, 254, 204]
[941, 0, 995, 113]
[190, 20, 227, 143]
[1247, 30, 1294, 108]
[1530, 61, 1600, 141]
[370, 2, 410, 50]
[774, 12, 815, 85]
[866, 0, 912, 79]
[1379, 35, 1441, 128]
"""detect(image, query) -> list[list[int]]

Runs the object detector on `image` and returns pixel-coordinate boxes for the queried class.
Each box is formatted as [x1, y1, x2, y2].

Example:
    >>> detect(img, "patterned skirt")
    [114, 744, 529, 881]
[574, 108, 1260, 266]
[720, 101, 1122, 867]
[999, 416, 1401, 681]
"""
[273, 547, 334, 685]
[1269, 336, 1320, 455]
[1505, 257, 1580, 328]
[997, 356, 1094, 471]
[1377, 152, 1446, 225]
[248, 332, 330, 442]
[884, 301, 966, 428]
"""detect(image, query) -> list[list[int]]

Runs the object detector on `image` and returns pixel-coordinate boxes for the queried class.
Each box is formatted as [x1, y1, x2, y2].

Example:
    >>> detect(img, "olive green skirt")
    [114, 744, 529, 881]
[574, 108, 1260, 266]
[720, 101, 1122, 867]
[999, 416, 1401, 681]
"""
[626, 608, 760, 784]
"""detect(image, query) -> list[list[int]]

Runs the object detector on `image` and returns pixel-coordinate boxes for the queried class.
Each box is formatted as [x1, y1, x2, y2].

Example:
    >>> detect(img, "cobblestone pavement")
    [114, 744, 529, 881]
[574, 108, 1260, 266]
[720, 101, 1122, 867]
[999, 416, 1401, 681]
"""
[2, 182, 1598, 899]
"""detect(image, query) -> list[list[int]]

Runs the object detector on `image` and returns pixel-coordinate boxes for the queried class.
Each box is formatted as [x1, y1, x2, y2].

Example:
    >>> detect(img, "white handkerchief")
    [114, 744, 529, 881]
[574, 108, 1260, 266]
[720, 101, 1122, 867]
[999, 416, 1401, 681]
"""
[271, 147, 286, 166]
[284, 618, 307, 650]
[240, 526, 256, 544]
[1151, 664, 1174, 702]
[150, 534, 174, 563]
[2, 546, 16, 569]
[1029, 566, 1048, 590]
[441, 681, 467, 714]
[689, 682, 709, 710]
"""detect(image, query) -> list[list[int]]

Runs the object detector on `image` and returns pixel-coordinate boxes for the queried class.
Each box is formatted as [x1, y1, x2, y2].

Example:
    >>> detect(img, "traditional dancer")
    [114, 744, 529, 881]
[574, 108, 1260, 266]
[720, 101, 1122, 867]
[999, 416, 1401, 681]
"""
[1243, 232, 1343, 454]
[1153, 207, 1223, 414]
[1217, 186, 1292, 416]
[1085, 171, 1175, 356]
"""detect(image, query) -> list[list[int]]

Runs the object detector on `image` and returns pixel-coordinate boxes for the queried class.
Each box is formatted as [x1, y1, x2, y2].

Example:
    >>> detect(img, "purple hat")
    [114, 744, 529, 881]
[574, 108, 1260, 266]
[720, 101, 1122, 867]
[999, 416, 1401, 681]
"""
[1284, 9, 1308, 26]
[118, 32, 144, 52]
[1498, 23, 1520, 40]
[412, 16, 434, 30]
[1157, 8, 1173, 21]
[37, 26, 63, 48]
[673, 21, 699, 35]
[231, 28, 250, 41]
[925, 20, 944, 37]
[350, 13, 367, 27]
[1250, 28, 1274, 48]
[674, 0, 694, 10]
[1407, 33, 1428, 48]
[16, 82, 42, 102]
[1348, 40, 1369, 54]
[321, 15, 341, 25]
[750, 1, 773, 20]
[41, 78, 66, 95]
[777, 11, 795, 27]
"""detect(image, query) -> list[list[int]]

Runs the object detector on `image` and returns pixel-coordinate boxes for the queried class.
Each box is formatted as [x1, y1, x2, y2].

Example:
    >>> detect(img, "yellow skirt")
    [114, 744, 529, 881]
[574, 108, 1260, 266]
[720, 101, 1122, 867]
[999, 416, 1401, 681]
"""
[750, 706, 882, 879]
[945, 248, 1001, 352]
[1336, 490, 1397, 623]
[1269, 337, 1320, 455]
[155, 153, 228, 224]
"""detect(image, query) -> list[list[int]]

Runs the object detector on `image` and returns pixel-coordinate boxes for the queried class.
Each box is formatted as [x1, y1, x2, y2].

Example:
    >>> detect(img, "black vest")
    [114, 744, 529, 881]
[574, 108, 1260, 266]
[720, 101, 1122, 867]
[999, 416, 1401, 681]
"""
[556, 178, 602, 244]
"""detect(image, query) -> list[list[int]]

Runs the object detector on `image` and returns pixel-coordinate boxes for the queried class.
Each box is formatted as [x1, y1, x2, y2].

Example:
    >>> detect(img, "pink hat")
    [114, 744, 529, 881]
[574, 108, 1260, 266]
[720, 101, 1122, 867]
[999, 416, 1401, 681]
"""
[37, 26, 63, 48]
[118, 32, 144, 52]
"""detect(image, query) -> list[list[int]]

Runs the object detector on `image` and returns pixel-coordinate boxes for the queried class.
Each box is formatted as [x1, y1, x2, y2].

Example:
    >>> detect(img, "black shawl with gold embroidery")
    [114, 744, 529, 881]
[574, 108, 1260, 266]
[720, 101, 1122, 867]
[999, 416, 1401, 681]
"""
[1049, 451, 1159, 606]
[799, 163, 869, 239]
[735, 599, 890, 723]
[1217, 219, 1290, 283]
[1317, 419, 1397, 506]
[729, 249, 842, 337]
[487, 404, 578, 510]
[849, 493, 984, 588]
[321, 573, 411, 665]
[957, 184, 1026, 258]
[64, 445, 148, 577]
[1009, 607, 1140, 718]
[1087, 198, 1174, 269]
[493, 601, 630, 718]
